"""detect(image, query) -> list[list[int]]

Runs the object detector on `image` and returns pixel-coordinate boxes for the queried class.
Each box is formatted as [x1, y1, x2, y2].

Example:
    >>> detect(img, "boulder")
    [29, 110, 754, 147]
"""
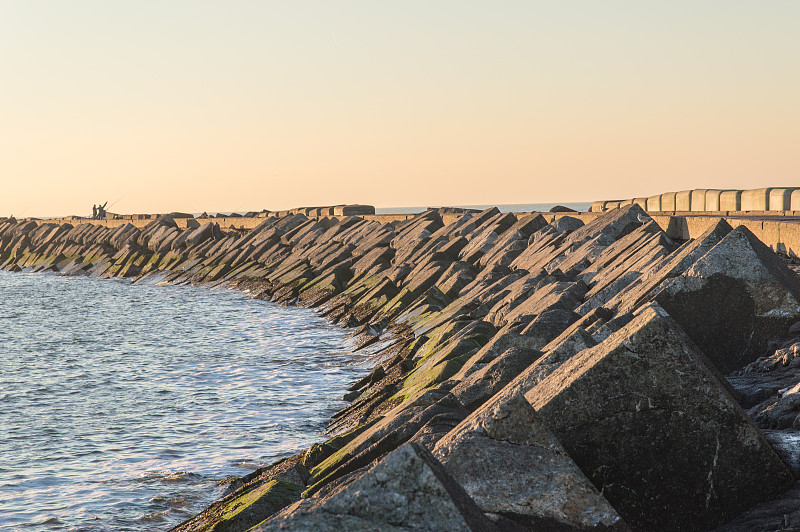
[526, 304, 794, 531]
[255, 443, 496, 531]
[652, 225, 800, 372]
[551, 215, 584, 234]
[434, 391, 625, 530]
[450, 346, 541, 411]
[607, 218, 732, 314]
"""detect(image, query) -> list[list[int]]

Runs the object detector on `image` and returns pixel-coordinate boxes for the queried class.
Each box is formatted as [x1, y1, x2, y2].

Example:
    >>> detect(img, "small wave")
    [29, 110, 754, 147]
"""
[231, 460, 264, 470]
[138, 471, 203, 484]
[140, 510, 170, 522]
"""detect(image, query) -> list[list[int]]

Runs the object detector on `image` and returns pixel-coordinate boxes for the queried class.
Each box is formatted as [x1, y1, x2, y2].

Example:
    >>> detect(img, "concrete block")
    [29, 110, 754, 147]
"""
[620, 199, 634, 207]
[704, 190, 722, 211]
[690, 189, 707, 211]
[685, 217, 722, 239]
[792, 190, 800, 211]
[605, 201, 621, 210]
[779, 221, 800, 259]
[333, 205, 376, 216]
[741, 188, 772, 211]
[769, 188, 800, 211]
[590, 201, 607, 212]
[646, 195, 662, 212]
[675, 190, 692, 211]
[660, 192, 677, 212]
[633, 198, 648, 210]
[719, 190, 742, 211]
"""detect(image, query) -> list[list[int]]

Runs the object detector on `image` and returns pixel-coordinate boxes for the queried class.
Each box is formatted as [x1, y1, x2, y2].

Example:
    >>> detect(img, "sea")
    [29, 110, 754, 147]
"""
[0, 271, 368, 531]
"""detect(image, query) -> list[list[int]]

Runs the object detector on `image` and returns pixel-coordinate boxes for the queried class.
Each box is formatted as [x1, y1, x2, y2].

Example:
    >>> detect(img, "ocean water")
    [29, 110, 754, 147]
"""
[0, 271, 367, 531]
[375, 202, 592, 215]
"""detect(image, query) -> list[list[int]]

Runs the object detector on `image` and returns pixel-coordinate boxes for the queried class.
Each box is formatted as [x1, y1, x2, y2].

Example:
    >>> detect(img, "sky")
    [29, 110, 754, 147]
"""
[1, 1, 798, 217]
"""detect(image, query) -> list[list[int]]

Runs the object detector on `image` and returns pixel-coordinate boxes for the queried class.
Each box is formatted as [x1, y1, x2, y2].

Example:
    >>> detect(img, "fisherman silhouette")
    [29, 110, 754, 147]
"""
[92, 205, 97, 219]
[97, 202, 108, 220]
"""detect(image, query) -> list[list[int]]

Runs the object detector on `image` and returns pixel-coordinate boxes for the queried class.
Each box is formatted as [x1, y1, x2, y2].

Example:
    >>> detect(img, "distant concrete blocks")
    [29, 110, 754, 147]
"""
[704, 190, 722, 211]
[594, 187, 800, 213]
[690, 189, 707, 211]
[333, 204, 376, 216]
[769, 188, 800, 211]
[675, 190, 692, 211]
[719, 190, 742, 211]
[741, 188, 772, 211]
[265, 205, 376, 218]
[660, 192, 677, 212]
[590, 201, 607, 213]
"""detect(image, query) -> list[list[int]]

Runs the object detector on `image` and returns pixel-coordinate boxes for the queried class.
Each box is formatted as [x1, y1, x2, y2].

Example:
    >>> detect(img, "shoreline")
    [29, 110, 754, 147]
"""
[3, 205, 800, 530]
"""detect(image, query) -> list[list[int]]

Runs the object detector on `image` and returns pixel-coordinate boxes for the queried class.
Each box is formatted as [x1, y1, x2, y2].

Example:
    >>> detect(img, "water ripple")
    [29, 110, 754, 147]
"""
[0, 271, 369, 531]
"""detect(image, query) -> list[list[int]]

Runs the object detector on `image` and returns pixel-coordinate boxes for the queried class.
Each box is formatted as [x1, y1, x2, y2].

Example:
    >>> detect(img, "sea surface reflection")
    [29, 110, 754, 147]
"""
[0, 271, 366, 530]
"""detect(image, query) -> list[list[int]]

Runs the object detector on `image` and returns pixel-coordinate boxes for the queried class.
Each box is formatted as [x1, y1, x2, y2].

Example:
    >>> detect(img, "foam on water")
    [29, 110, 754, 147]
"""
[0, 271, 368, 530]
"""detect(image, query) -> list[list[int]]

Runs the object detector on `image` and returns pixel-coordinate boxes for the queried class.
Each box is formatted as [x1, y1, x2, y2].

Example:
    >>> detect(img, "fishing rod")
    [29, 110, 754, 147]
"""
[106, 196, 124, 210]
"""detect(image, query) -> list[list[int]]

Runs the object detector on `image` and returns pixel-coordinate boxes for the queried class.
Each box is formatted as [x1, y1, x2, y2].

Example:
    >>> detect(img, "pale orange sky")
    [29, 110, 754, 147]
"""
[1, 2, 798, 217]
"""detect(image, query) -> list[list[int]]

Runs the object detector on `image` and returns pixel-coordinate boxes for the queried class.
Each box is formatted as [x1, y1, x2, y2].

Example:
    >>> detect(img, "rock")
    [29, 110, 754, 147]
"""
[550, 215, 584, 234]
[711, 480, 800, 532]
[450, 346, 541, 411]
[549, 205, 577, 212]
[333, 204, 375, 216]
[750, 379, 800, 430]
[518, 308, 579, 346]
[476, 214, 548, 269]
[172, 480, 302, 532]
[307, 388, 467, 492]
[652, 225, 800, 372]
[255, 443, 497, 532]
[434, 391, 625, 530]
[526, 304, 794, 531]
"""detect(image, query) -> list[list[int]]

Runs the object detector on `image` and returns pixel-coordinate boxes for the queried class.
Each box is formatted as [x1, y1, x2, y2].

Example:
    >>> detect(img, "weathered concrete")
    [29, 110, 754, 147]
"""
[742, 188, 773, 211]
[2, 203, 799, 531]
[720, 190, 743, 211]
[526, 305, 793, 531]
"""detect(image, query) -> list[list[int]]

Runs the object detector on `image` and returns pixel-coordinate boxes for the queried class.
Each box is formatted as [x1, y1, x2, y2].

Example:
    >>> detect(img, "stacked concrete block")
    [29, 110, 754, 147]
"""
[646, 195, 661, 211]
[675, 190, 692, 211]
[590, 201, 607, 213]
[719, 190, 742, 211]
[704, 189, 722, 211]
[769, 188, 800, 211]
[595, 187, 800, 213]
[660, 192, 677, 211]
[690, 189, 707, 211]
[741, 188, 772, 211]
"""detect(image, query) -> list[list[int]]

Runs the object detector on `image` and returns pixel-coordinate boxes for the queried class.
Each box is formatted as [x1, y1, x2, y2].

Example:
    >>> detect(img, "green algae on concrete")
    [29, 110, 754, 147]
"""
[173, 479, 302, 532]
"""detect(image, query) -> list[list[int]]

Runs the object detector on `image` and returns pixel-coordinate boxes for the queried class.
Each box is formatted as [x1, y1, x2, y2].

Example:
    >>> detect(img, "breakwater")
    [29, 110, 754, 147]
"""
[3, 205, 800, 530]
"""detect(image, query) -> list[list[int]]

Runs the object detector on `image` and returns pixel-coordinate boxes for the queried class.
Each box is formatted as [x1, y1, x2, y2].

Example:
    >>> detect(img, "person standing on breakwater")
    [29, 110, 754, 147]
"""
[97, 201, 107, 220]
[92, 205, 97, 219]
